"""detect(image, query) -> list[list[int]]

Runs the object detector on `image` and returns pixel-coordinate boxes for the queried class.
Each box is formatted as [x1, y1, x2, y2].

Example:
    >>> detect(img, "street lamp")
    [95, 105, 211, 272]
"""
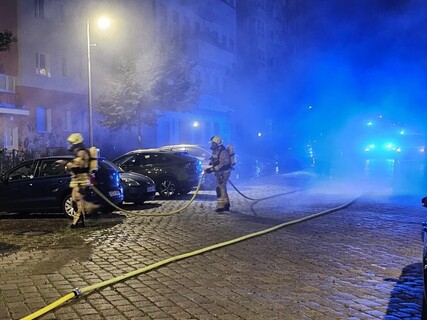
[86, 16, 110, 146]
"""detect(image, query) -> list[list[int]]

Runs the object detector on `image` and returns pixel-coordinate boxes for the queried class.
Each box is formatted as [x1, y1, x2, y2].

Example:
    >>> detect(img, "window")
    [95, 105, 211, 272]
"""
[172, 11, 179, 25]
[194, 21, 200, 34]
[62, 57, 67, 77]
[63, 110, 72, 131]
[79, 59, 85, 79]
[39, 160, 67, 177]
[257, 48, 266, 67]
[34, 0, 44, 19]
[229, 38, 234, 51]
[159, 4, 167, 24]
[256, 19, 265, 36]
[36, 107, 52, 133]
[60, 4, 65, 23]
[183, 16, 190, 33]
[0, 74, 15, 93]
[36, 52, 51, 77]
[8, 162, 34, 181]
[120, 155, 139, 167]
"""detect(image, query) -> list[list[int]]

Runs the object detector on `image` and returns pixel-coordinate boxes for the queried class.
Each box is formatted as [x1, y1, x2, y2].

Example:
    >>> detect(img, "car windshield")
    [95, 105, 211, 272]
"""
[103, 159, 125, 173]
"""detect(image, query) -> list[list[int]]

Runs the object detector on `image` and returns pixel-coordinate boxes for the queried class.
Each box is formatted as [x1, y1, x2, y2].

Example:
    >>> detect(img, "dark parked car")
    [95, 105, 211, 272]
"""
[159, 144, 216, 189]
[112, 148, 203, 199]
[115, 164, 156, 204]
[0, 156, 123, 217]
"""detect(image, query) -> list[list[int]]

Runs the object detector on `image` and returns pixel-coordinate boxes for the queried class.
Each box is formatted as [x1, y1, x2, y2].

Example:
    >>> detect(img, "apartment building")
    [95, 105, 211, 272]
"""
[0, 0, 296, 159]
[0, 0, 87, 156]
[153, 0, 237, 147]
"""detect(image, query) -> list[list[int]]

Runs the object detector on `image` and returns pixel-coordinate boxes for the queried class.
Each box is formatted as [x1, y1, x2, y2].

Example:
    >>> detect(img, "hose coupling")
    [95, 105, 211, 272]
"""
[72, 288, 82, 298]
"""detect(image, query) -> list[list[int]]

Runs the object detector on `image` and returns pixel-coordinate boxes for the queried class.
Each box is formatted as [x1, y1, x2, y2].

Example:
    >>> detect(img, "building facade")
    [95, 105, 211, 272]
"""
[0, 0, 295, 163]
[0, 0, 87, 159]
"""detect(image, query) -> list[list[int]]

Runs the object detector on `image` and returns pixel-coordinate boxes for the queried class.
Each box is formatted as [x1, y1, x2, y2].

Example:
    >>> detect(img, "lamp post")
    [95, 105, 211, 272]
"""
[86, 18, 93, 146]
[86, 16, 110, 147]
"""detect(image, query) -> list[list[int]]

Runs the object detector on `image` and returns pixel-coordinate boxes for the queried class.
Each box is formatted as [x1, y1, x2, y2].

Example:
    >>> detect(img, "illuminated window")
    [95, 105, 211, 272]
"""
[36, 107, 52, 133]
[36, 52, 51, 77]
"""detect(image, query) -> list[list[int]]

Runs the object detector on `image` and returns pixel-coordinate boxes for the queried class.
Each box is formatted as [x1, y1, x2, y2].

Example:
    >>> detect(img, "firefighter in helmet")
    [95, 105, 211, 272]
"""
[64, 133, 95, 227]
[204, 135, 232, 212]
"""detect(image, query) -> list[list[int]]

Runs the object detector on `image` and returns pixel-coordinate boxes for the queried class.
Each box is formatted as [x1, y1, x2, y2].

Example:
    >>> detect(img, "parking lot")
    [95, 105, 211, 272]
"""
[0, 173, 425, 319]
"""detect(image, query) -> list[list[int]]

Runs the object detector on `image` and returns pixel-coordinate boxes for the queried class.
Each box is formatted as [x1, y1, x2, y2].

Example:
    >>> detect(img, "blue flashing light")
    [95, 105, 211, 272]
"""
[257, 132, 262, 137]
[367, 121, 373, 126]
[399, 130, 405, 135]
[365, 144, 375, 152]
[385, 143, 394, 150]
[193, 121, 200, 128]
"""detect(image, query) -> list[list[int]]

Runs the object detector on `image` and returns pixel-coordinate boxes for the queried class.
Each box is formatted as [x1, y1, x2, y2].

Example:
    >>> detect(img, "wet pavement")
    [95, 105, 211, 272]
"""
[0, 172, 426, 319]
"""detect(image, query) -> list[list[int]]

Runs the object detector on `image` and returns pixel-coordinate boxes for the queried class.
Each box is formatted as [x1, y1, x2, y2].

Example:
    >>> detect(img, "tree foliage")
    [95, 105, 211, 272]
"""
[0, 30, 17, 51]
[95, 40, 200, 132]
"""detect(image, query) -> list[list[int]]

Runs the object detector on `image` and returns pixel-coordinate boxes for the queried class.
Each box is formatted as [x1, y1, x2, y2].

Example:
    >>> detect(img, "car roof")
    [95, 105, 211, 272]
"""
[122, 148, 177, 155]
[18, 155, 107, 161]
[160, 144, 210, 152]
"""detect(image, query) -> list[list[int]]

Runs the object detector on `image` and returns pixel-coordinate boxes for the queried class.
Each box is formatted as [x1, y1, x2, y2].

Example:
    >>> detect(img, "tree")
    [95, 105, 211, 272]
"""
[0, 30, 17, 51]
[95, 40, 200, 147]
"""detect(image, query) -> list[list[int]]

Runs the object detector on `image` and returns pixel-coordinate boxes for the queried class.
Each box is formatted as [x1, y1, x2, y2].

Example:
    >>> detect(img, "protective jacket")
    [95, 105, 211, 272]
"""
[66, 148, 90, 188]
[210, 145, 231, 172]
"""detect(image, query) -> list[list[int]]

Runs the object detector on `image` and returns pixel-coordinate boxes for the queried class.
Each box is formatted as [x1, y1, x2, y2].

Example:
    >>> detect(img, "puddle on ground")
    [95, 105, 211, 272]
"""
[0, 242, 21, 257]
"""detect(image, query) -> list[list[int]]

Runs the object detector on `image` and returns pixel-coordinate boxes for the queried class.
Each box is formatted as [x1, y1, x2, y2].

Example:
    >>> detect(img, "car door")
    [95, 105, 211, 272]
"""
[0, 160, 37, 211]
[30, 158, 70, 209]
[138, 153, 170, 178]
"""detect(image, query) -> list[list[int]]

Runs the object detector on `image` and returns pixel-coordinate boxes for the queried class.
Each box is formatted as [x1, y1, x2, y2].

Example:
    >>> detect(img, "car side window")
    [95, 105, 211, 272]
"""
[143, 153, 167, 165]
[8, 162, 35, 181]
[39, 160, 67, 177]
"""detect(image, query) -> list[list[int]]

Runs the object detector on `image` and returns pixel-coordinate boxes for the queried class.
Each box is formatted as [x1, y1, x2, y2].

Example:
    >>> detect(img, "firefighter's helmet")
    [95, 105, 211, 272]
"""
[210, 135, 222, 146]
[67, 133, 84, 146]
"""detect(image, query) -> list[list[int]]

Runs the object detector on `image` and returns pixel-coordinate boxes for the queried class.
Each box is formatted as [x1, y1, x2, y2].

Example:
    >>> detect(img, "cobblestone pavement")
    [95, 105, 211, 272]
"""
[0, 173, 425, 319]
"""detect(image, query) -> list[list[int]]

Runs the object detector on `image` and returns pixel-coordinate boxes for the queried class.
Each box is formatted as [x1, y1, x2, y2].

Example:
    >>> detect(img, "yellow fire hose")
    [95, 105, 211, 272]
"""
[91, 172, 207, 217]
[21, 189, 358, 320]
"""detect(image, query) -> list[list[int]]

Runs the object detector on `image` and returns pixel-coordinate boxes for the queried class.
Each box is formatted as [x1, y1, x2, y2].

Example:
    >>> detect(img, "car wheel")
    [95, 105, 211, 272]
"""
[157, 177, 178, 199]
[62, 194, 76, 219]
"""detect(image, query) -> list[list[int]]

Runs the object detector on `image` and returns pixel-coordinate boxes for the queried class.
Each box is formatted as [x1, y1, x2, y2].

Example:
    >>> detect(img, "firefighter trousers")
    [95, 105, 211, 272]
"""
[215, 170, 231, 209]
[71, 185, 87, 226]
